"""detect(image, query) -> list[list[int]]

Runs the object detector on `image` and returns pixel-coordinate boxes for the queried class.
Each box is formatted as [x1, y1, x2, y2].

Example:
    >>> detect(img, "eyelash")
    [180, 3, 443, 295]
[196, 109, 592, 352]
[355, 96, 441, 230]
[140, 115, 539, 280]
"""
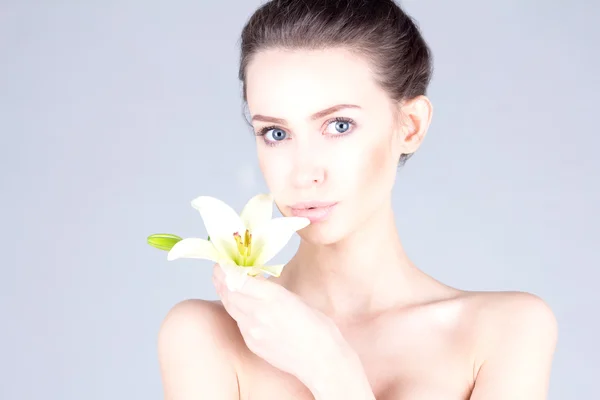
[256, 117, 356, 147]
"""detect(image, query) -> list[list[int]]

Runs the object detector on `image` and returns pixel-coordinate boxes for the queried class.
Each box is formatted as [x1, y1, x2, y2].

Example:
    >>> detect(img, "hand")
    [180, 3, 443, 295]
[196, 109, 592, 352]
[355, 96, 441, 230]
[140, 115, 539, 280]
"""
[211, 263, 357, 391]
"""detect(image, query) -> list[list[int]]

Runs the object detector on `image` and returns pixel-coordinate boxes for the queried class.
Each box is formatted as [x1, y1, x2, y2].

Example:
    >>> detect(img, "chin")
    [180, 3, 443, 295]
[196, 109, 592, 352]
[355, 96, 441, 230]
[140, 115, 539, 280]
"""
[297, 218, 350, 246]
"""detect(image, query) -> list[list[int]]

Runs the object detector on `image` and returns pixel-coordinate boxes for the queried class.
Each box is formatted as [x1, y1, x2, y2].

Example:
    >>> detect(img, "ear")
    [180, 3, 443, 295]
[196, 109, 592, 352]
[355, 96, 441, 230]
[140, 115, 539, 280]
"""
[393, 95, 433, 156]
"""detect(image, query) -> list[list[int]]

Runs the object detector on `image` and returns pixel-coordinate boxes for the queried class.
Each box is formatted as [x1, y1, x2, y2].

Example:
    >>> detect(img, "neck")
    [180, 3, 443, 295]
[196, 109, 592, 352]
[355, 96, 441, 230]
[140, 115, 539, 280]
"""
[277, 198, 431, 321]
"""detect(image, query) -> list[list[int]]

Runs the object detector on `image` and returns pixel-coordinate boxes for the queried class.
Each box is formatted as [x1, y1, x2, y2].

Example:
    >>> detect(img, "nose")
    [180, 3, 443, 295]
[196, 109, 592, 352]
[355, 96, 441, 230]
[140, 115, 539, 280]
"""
[290, 146, 326, 189]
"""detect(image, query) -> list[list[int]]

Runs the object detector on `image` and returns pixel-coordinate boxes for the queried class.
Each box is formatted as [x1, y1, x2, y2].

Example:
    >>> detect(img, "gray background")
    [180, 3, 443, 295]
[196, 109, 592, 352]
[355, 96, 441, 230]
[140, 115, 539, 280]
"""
[1, 1, 598, 399]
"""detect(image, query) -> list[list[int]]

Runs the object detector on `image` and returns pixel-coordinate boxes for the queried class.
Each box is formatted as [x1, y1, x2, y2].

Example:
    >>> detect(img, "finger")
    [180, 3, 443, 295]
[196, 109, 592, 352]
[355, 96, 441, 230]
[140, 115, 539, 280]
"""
[218, 280, 266, 322]
[236, 273, 283, 300]
[212, 263, 222, 288]
[218, 286, 245, 322]
[212, 262, 224, 281]
[213, 261, 274, 298]
[213, 262, 234, 288]
[237, 319, 267, 343]
[215, 262, 253, 292]
[227, 289, 265, 315]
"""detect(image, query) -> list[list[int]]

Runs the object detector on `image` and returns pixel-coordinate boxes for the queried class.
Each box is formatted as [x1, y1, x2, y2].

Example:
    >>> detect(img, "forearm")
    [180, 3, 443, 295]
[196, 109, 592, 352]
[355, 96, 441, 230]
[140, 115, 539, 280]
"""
[306, 347, 376, 400]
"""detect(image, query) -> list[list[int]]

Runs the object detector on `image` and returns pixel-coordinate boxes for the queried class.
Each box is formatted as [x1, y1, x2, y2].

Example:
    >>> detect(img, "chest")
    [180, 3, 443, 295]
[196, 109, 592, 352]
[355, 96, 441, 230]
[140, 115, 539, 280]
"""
[239, 309, 476, 400]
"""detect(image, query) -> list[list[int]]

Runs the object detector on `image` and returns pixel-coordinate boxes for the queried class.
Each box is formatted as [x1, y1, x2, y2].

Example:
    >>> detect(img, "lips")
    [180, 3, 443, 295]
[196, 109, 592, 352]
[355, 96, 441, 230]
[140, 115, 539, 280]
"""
[290, 201, 337, 210]
[289, 201, 338, 222]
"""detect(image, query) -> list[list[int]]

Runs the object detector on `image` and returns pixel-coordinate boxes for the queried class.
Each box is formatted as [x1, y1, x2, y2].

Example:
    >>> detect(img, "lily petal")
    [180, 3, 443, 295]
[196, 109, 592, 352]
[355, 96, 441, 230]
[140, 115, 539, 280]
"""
[250, 217, 310, 265]
[191, 196, 246, 265]
[167, 237, 225, 262]
[219, 262, 251, 292]
[240, 193, 274, 231]
[257, 264, 286, 277]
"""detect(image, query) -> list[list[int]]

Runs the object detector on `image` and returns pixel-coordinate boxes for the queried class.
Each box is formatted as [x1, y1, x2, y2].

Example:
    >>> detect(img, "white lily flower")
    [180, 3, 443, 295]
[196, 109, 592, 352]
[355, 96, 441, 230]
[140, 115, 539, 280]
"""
[166, 193, 310, 291]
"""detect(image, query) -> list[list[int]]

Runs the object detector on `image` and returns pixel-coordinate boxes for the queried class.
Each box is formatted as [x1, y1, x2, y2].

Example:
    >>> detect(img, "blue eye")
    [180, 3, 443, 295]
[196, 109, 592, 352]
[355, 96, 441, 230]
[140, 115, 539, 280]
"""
[325, 117, 354, 135]
[266, 128, 287, 141]
[257, 126, 288, 146]
[330, 120, 350, 133]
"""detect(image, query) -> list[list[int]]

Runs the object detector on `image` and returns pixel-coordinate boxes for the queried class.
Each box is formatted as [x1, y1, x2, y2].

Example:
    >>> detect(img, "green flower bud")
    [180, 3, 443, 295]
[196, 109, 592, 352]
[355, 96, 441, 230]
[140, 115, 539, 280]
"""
[147, 233, 183, 251]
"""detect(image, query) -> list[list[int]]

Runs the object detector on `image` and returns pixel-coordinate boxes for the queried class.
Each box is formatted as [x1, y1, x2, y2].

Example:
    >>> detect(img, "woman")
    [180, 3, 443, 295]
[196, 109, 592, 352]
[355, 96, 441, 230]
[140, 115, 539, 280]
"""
[157, 0, 557, 399]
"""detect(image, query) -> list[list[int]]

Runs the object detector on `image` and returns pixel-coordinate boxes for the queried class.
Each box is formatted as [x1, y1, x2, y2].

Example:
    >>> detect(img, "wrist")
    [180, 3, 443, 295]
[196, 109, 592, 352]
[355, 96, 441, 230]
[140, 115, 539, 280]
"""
[307, 345, 375, 400]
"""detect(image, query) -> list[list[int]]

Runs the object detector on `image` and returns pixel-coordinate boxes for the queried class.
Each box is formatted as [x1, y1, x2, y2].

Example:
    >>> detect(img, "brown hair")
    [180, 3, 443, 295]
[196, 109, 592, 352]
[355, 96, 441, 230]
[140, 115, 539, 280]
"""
[237, 0, 433, 165]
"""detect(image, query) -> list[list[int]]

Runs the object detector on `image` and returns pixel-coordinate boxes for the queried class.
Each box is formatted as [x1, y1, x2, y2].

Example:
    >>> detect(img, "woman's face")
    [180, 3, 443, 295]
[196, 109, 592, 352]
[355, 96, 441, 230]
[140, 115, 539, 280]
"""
[245, 48, 427, 244]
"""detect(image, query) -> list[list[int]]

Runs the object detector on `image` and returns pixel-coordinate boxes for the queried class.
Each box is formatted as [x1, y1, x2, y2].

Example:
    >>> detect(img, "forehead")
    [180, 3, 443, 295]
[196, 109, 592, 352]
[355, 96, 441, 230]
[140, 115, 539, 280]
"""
[245, 48, 387, 119]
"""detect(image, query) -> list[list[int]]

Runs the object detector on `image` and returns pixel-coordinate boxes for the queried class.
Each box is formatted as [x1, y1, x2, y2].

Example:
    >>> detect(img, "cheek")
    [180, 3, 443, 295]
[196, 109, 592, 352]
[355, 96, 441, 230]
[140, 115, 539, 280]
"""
[332, 133, 396, 196]
[362, 142, 396, 194]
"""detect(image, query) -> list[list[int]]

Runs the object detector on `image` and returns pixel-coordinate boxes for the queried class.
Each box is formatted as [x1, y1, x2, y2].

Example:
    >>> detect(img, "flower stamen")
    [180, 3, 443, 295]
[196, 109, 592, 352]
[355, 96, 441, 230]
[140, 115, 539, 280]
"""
[233, 229, 253, 266]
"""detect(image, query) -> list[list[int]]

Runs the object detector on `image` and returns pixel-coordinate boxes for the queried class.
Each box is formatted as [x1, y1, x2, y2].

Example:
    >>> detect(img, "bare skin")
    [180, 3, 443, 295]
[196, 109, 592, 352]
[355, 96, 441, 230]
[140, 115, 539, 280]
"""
[158, 48, 558, 399]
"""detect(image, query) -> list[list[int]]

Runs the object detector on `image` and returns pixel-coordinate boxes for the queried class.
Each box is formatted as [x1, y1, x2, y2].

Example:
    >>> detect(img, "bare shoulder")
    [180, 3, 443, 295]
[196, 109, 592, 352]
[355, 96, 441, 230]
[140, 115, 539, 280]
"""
[158, 299, 241, 347]
[457, 290, 558, 399]
[461, 290, 557, 339]
[157, 299, 242, 399]
[159, 299, 237, 337]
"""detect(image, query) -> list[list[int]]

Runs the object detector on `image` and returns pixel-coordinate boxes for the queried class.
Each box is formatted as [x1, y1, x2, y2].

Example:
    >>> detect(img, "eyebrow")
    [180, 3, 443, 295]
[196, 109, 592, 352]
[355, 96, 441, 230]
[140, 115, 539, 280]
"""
[251, 104, 362, 125]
